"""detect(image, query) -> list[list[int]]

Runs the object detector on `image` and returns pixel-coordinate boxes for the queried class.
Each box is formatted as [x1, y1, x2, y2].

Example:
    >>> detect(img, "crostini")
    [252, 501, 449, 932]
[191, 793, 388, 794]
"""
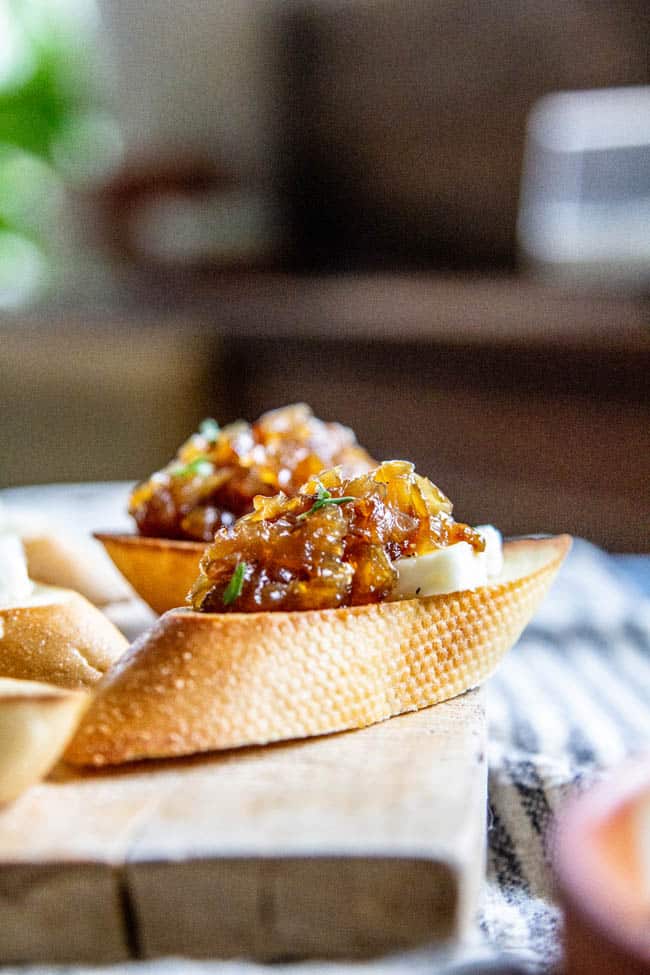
[0, 534, 128, 690]
[98, 403, 376, 613]
[0, 499, 133, 606]
[66, 462, 570, 766]
[0, 677, 88, 803]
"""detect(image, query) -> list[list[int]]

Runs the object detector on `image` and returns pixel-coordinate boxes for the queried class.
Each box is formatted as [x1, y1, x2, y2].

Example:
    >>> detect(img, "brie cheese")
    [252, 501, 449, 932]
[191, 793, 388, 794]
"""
[394, 524, 503, 599]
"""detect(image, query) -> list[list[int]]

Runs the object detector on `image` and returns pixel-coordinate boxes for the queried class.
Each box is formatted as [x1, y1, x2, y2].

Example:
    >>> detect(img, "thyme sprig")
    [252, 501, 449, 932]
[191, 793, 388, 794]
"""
[297, 483, 355, 521]
[223, 561, 248, 605]
[171, 456, 215, 478]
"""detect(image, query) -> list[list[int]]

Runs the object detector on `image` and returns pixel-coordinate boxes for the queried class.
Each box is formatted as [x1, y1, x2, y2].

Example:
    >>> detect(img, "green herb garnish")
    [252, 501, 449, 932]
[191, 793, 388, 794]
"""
[223, 561, 248, 605]
[297, 483, 356, 521]
[171, 456, 215, 478]
[198, 417, 220, 441]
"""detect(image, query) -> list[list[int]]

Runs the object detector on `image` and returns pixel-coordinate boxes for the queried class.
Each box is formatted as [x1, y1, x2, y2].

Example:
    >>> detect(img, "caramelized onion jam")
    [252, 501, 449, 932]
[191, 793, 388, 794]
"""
[129, 404, 376, 542]
[190, 461, 485, 614]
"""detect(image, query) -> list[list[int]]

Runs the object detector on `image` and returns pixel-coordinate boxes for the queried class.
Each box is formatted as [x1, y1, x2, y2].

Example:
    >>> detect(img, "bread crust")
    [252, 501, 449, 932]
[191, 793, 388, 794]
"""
[66, 535, 571, 766]
[23, 534, 133, 606]
[95, 533, 204, 614]
[0, 677, 88, 803]
[0, 588, 128, 690]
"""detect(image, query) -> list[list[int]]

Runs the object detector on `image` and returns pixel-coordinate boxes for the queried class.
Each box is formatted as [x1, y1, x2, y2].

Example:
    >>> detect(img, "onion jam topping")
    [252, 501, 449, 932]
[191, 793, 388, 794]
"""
[190, 461, 485, 613]
[129, 404, 376, 542]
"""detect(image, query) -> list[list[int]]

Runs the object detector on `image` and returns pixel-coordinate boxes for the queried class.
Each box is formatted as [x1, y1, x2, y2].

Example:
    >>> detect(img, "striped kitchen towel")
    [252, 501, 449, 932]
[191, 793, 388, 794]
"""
[480, 538, 650, 971]
[0, 539, 646, 975]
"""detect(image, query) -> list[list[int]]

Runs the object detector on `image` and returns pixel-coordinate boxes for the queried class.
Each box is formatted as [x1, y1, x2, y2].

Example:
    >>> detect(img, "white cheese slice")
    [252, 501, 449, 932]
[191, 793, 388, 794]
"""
[0, 533, 33, 607]
[475, 524, 504, 577]
[394, 524, 503, 599]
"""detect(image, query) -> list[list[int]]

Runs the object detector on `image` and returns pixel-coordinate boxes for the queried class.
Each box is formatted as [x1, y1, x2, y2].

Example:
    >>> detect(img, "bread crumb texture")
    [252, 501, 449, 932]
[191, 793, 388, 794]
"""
[0, 590, 128, 689]
[65, 536, 570, 766]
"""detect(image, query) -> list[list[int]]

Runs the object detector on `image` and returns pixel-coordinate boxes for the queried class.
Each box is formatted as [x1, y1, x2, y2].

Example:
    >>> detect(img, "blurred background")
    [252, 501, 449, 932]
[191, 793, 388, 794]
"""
[0, 0, 648, 550]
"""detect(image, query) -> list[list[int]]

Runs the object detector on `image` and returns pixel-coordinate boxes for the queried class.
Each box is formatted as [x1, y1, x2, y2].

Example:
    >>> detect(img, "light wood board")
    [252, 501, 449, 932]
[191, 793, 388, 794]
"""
[0, 483, 488, 964]
[0, 689, 486, 964]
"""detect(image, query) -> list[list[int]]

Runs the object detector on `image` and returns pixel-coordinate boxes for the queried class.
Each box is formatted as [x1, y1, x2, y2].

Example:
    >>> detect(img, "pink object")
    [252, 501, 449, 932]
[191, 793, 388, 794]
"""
[554, 758, 650, 974]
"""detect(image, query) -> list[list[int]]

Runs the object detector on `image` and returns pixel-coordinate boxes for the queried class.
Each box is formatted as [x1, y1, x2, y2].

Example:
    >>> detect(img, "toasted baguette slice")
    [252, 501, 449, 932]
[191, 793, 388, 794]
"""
[0, 586, 128, 690]
[0, 677, 88, 803]
[95, 533, 204, 615]
[66, 535, 570, 767]
[22, 533, 133, 606]
[0, 500, 133, 605]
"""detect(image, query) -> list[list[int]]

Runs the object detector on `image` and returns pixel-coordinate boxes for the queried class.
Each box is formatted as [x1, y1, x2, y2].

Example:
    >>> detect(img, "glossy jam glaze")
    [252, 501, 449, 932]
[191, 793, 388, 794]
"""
[130, 404, 376, 542]
[191, 460, 485, 613]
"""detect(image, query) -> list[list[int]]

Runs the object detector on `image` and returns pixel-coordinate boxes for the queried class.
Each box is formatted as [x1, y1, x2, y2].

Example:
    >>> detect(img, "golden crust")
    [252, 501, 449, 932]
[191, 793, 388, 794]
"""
[95, 533, 204, 614]
[0, 588, 128, 690]
[0, 677, 89, 803]
[66, 536, 571, 766]
[22, 533, 133, 606]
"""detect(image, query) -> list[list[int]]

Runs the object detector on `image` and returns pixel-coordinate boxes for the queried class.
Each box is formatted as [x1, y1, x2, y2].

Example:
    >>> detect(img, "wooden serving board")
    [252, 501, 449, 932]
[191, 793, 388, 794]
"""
[0, 691, 486, 964]
[0, 483, 488, 964]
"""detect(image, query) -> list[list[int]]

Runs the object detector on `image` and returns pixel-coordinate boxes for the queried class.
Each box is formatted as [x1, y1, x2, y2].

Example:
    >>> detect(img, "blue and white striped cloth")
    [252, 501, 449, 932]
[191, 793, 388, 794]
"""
[481, 539, 650, 971]
[2, 539, 648, 975]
